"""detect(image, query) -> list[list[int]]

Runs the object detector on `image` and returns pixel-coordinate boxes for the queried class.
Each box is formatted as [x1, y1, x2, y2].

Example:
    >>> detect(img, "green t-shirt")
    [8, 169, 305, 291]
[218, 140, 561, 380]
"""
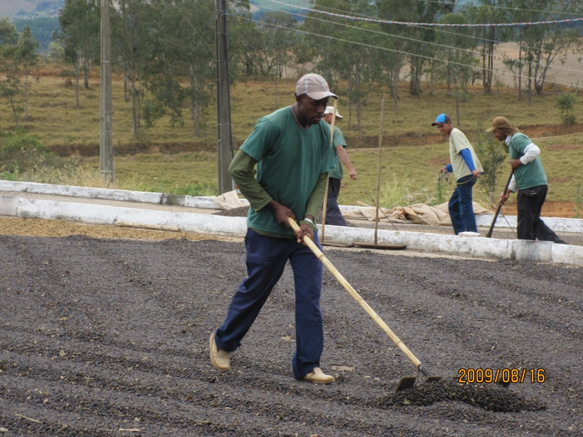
[508, 133, 547, 190]
[329, 126, 346, 180]
[239, 106, 336, 235]
[449, 128, 483, 179]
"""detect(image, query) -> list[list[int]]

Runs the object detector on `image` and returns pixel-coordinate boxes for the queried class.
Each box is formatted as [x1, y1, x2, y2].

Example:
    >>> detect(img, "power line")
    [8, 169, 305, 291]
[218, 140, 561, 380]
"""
[269, 0, 583, 27]
[312, 0, 583, 19]
[238, 8, 582, 88]
[251, 1, 583, 80]
[278, 9, 488, 61]
[241, 15, 572, 88]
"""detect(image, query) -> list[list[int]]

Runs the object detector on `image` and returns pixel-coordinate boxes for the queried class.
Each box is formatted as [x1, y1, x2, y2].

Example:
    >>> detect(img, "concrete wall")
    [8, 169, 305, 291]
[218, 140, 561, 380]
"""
[1, 181, 582, 267]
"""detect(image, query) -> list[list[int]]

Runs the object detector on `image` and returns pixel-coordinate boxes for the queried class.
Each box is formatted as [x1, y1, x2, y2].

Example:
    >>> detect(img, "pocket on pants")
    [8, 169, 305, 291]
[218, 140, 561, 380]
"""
[523, 186, 541, 197]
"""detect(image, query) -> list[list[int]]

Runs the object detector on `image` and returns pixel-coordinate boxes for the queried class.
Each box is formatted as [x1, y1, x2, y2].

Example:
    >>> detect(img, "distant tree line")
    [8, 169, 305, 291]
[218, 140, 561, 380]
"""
[13, 16, 60, 53]
[1, 0, 582, 140]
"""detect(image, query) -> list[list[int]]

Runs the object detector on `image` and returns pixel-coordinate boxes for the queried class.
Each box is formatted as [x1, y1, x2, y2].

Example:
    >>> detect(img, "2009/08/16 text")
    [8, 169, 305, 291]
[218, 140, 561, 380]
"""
[458, 368, 545, 384]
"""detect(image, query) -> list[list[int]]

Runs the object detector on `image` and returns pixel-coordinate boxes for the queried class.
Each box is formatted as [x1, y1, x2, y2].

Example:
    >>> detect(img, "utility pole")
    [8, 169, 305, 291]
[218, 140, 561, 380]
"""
[215, 0, 234, 194]
[100, 0, 114, 183]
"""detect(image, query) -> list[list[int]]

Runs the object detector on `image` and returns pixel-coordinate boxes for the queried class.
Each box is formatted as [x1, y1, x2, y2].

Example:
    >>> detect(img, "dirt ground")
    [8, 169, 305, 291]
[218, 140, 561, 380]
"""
[0, 216, 581, 437]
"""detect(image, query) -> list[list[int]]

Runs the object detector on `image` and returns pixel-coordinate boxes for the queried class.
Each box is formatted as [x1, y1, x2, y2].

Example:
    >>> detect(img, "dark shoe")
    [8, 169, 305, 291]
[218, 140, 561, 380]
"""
[303, 367, 335, 384]
[209, 331, 231, 371]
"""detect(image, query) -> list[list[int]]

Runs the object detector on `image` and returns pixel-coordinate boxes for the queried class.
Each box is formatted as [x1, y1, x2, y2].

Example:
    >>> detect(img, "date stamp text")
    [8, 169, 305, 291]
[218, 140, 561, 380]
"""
[458, 368, 545, 384]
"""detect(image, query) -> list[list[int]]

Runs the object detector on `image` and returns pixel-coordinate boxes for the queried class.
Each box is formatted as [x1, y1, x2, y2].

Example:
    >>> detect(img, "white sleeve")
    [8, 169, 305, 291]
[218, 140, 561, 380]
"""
[520, 143, 540, 165]
[508, 175, 517, 193]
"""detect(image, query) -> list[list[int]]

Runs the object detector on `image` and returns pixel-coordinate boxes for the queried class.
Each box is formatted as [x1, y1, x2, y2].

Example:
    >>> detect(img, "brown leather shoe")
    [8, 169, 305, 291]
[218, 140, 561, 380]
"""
[303, 367, 335, 384]
[209, 331, 231, 371]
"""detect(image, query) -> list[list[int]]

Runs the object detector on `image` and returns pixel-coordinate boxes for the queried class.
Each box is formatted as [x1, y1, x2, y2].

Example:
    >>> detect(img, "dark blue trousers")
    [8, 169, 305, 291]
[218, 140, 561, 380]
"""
[449, 175, 478, 234]
[215, 228, 325, 379]
[325, 178, 347, 226]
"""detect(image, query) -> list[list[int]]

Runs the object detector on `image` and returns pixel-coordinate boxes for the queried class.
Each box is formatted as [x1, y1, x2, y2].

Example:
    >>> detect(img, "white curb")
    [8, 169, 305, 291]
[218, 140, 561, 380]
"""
[1, 181, 582, 266]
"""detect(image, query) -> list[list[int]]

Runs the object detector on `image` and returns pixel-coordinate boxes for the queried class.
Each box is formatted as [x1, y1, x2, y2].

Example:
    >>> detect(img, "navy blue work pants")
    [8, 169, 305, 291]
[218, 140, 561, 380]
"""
[449, 175, 478, 234]
[215, 228, 325, 380]
[325, 178, 347, 226]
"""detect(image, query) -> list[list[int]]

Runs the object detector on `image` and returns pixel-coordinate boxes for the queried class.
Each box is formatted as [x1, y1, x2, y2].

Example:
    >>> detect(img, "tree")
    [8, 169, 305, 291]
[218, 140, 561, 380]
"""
[0, 19, 21, 127]
[113, 0, 150, 138]
[377, 0, 413, 111]
[475, 132, 508, 208]
[556, 93, 576, 126]
[14, 26, 39, 120]
[300, 0, 385, 138]
[265, 12, 298, 78]
[406, 0, 450, 96]
[0, 17, 18, 45]
[58, 0, 100, 108]
[0, 69, 22, 128]
[501, 0, 583, 99]
[434, 13, 477, 125]
[12, 16, 61, 53]
[467, 0, 508, 93]
[181, 0, 220, 135]
[142, 0, 216, 137]
[228, 9, 262, 77]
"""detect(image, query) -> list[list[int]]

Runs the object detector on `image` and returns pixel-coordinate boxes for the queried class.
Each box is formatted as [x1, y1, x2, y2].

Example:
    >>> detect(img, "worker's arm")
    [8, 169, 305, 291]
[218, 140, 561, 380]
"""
[229, 150, 297, 228]
[335, 145, 357, 180]
[304, 172, 329, 222]
[228, 150, 272, 212]
[511, 143, 540, 170]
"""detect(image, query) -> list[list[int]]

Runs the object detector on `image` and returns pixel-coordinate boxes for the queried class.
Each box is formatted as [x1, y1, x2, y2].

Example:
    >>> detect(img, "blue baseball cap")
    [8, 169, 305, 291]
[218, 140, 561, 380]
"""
[432, 113, 452, 126]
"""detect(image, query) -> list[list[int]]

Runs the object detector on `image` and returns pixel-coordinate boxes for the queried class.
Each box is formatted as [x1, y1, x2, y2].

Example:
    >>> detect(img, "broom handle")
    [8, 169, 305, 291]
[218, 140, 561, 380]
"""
[289, 217, 423, 369]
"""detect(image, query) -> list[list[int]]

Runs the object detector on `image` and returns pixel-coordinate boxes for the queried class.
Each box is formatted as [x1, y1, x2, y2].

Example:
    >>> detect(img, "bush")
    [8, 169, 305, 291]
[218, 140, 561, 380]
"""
[474, 123, 508, 207]
[556, 94, 576, 126]
[0, 134, 58, 174]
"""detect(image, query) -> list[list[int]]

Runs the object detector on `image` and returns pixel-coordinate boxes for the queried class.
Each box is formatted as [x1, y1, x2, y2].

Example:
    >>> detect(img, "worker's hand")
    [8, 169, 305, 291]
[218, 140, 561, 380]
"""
[499, 191, 510, 205]
[509, 158, 522, 170]
[270, 200, 295, 227]
[440, 166, 448, 174]
[472, 169, 481, 178]
[349, 169, 357, 180]
[296, 223, 314, 244]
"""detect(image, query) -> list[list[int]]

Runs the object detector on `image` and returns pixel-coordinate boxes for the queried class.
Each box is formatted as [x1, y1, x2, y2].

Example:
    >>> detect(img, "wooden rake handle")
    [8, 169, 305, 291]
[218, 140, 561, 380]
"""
[288, 217, 424, 371]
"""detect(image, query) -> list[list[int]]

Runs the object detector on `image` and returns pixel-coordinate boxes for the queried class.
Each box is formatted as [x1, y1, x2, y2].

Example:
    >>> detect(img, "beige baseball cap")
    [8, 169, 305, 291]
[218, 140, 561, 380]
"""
[296, 74, 337, 100]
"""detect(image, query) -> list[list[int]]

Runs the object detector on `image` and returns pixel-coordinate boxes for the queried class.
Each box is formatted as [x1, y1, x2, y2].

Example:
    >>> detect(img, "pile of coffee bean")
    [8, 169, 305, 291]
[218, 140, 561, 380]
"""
[376, 377, 545, 412]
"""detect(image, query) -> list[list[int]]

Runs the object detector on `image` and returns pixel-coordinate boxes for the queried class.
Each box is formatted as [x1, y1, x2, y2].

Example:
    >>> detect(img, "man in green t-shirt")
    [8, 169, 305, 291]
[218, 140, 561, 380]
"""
[210, 74, 338, 384]
[322, 106, 357, 226]
[487, 116, 567, 243]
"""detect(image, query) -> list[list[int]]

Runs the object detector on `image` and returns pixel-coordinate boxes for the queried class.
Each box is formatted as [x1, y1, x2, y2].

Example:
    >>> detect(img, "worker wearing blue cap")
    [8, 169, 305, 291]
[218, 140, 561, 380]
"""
[433, 113, 484, 235]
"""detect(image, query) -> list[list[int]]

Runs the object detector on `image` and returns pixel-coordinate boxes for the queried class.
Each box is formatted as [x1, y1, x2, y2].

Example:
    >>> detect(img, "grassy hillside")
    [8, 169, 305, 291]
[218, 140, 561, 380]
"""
[1, 63, 582, 216]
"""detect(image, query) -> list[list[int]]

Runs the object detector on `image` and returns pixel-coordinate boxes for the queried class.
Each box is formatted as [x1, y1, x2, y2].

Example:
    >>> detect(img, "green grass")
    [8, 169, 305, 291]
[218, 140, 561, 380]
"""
[1, 62, 582, 212]
[106, 152, 218, 196]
